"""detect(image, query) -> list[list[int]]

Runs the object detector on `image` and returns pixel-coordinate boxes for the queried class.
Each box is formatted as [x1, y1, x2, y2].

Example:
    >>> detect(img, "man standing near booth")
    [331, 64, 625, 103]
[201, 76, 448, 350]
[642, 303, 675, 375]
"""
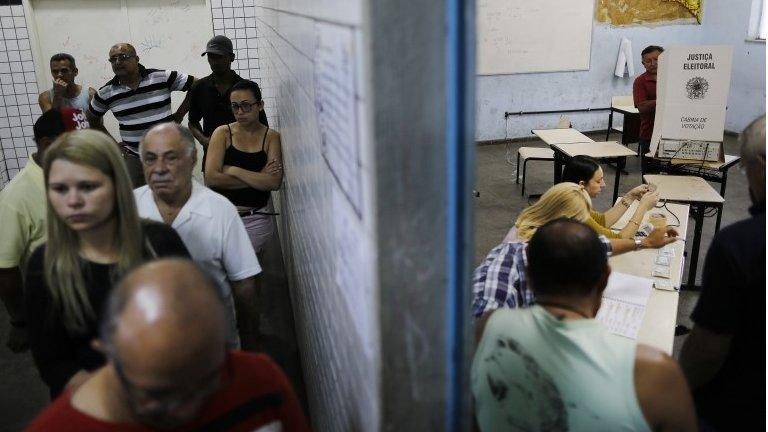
[633, 45, 664, 154]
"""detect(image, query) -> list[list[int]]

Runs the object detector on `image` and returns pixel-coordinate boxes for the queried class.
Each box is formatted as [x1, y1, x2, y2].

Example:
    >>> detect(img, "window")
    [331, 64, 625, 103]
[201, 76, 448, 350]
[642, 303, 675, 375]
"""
[749, 0, 767, 41]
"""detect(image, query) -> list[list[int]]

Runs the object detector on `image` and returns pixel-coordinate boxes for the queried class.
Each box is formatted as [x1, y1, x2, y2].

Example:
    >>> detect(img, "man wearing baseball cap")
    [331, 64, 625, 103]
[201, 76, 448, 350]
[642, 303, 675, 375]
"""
[188, 35, 244, 165]
[0, 108, 89, 353]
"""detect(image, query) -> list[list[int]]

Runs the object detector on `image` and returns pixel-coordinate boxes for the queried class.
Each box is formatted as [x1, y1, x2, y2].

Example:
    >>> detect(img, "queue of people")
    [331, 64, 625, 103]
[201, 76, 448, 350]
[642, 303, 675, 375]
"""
[0, 35, 303, 430]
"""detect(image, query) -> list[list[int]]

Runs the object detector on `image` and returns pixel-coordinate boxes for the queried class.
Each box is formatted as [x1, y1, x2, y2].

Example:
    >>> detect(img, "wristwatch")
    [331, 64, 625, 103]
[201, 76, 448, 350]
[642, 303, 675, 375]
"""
[634, 238, 643, 251]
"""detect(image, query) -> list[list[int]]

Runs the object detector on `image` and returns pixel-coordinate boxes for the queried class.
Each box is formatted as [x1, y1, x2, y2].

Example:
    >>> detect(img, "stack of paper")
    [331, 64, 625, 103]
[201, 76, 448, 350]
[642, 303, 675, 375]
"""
[596, 272, 654, 339]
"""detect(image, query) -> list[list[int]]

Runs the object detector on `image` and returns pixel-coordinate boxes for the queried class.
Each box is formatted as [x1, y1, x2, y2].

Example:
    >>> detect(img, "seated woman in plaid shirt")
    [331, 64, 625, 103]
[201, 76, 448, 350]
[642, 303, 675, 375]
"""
[472, 182, 678, 319]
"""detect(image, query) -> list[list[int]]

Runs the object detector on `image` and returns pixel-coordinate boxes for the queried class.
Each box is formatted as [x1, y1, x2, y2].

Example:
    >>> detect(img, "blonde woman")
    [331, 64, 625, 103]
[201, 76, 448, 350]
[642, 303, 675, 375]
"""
[473, 182, 679, 319]
[24, 130, 190, 398]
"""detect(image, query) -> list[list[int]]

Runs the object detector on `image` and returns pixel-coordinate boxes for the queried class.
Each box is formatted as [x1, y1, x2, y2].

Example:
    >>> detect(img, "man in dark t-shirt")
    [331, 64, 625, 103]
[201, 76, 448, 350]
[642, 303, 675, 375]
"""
[188, 35, 243, 166]
[680, 116, 766, 431]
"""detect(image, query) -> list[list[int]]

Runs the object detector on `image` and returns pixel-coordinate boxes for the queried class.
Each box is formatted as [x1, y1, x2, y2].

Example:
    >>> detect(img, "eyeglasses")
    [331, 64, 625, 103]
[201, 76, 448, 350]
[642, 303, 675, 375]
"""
[111, 352, 224, 412]
[230, 101, 259, 113]
[108, 54, 136, 64]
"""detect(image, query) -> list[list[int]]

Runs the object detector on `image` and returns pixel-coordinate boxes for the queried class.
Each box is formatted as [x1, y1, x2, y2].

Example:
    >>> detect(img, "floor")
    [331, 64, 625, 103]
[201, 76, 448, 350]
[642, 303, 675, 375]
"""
[472, 131, 752, 360]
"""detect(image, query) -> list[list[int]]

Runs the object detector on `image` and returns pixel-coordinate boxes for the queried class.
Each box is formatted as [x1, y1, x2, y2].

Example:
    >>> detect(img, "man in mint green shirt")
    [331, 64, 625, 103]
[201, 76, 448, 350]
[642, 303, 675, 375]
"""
[472, 219, 696, 432]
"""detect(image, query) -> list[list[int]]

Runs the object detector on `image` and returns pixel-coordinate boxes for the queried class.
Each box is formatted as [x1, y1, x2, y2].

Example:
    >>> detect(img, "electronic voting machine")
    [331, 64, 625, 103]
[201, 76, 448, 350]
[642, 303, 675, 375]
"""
[649, 45, 733, 163]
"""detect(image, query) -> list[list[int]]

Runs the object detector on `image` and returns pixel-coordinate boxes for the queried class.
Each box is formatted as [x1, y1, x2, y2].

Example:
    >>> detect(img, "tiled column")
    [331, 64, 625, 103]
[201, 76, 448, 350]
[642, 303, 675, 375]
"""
[0, 0, 40, 187]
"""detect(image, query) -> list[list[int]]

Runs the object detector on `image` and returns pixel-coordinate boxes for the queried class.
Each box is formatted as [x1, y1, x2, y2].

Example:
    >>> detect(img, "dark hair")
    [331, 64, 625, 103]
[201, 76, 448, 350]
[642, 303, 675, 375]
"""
[526, 218, 607, 297]
[641, 45, 664, 58]
[50, 53, 76, 69]
[230, 79, 269, 127]
[33, 109, 66, 142]
[562, 155, 600, 185]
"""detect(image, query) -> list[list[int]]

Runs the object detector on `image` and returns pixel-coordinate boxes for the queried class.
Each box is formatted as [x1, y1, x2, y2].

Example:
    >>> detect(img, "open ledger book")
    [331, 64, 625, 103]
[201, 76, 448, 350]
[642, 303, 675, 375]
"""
[596, 272, 654, 339]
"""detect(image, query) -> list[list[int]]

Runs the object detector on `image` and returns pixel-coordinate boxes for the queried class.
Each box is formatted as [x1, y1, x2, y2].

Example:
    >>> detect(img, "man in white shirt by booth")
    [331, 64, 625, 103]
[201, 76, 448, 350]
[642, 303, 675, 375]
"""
[133, 122, 260, 348]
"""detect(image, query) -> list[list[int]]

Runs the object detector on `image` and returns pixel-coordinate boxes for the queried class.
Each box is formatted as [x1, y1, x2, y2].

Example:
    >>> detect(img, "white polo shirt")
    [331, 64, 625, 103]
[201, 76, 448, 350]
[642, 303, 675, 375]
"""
[134, 181, 261, 287]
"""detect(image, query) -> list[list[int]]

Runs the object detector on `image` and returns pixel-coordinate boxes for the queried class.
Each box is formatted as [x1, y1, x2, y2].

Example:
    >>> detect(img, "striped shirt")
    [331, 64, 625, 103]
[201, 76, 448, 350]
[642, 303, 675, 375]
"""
[472, 235, 613, 318]
[89, 65, 192, 150]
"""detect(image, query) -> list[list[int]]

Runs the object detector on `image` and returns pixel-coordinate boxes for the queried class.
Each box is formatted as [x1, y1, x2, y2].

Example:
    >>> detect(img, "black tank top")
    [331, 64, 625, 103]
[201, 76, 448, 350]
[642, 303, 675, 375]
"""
[217, 125, 270, 209]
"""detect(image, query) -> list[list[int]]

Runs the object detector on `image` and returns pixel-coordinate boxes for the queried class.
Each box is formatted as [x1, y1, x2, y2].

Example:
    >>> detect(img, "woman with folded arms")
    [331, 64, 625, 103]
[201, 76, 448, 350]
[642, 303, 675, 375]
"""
[205, 79, 283, 255]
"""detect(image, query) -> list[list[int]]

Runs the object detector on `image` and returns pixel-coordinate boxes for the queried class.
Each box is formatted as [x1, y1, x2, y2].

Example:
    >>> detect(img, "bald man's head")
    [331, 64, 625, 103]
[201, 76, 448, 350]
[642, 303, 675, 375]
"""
[100, 259, 227, 429]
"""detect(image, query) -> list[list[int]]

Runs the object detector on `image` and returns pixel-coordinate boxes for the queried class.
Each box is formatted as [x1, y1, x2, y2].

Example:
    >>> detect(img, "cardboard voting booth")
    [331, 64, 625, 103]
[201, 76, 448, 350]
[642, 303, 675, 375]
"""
[650, 45, 733, 162]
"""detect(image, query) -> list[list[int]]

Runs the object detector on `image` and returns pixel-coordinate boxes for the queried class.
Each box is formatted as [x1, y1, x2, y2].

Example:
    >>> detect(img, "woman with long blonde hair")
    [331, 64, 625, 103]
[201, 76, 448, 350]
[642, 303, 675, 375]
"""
[24, 129, 189, 397]
[473, 182, 679, 319]
[512, 182, 592, 241]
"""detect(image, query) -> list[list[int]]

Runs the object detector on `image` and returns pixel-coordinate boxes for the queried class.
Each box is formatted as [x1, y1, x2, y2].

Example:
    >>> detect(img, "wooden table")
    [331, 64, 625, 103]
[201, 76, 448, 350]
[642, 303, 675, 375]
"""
[549, 141, 637, 202]
[643, 154, 740, 229]
[609, 202, 690, 353]
[644, 174, 724, 290]
[531, 128, 594, 145]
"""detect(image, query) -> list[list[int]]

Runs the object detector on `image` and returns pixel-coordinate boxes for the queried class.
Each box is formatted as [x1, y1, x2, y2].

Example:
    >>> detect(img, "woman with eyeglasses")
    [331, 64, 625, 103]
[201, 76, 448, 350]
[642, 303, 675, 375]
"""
[562, 155, 659, 239]
[24, 130, 190, 398]
[204, 80, 283, 254]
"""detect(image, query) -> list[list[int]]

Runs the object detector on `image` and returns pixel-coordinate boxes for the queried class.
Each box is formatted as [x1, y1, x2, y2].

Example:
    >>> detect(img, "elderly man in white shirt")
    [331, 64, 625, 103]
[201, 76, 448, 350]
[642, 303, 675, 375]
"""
[134, 122, 261, 348]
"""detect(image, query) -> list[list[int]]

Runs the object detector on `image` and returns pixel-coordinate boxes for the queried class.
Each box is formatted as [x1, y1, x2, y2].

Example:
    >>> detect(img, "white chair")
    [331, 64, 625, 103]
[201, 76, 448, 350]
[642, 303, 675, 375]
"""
[516, 146, 555, 196]
[516, 116, 567, 197]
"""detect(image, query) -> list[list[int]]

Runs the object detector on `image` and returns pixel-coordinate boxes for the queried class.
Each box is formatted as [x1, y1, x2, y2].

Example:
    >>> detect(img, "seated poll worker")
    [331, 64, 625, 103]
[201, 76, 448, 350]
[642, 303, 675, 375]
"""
[562, 155, 659, 239]
[679, 116, 766, 431]
[0, 108, 88, 353]
[473, 182, 678, 319]
[26, 259, 309, 432]
[472, 219, 697, 432]
[88, 43, 194, 187]
[633, 45, 663, 154]
[38, 53, 95, 113]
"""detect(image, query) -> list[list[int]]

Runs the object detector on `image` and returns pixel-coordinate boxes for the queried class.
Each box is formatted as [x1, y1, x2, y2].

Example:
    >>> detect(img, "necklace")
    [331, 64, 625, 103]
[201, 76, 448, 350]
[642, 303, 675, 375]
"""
[537, 300, 591, 320]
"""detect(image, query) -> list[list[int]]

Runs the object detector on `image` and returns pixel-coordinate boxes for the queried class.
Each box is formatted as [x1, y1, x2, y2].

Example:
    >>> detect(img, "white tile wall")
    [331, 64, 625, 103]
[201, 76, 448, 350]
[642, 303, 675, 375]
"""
[256, 2, 378, 430]
[0, 2, 40, 187]
[210, 0, 278, 129]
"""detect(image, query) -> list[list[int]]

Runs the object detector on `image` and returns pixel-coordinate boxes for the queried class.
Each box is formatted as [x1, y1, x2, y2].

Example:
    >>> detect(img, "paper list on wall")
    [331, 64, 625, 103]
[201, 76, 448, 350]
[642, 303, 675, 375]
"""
[314, 22, 362, 215]
[331, 185, 375, 361]
[596, 272, 654, 339]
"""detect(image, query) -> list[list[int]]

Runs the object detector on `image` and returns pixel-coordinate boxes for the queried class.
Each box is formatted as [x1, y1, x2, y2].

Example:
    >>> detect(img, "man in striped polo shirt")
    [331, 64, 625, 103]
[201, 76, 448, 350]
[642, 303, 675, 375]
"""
[88, 43, 194, 186]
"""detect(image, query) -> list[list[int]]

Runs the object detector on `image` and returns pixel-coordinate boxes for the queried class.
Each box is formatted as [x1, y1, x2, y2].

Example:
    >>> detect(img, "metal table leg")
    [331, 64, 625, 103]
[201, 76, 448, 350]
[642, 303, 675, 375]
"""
[684, 203, 706, 290]
[612, 157, 626, 203]
[553, 149, 564, 184]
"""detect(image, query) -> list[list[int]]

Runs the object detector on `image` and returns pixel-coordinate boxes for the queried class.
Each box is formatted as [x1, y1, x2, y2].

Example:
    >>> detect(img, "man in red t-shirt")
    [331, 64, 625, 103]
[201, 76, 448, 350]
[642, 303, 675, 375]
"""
[26, 258, 309, 432]
[633, 45, 664, 154]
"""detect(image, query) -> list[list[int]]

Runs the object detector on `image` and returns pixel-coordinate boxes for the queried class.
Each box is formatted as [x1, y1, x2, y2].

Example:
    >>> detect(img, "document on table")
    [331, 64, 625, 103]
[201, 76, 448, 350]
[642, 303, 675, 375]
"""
[596, 272, 654, 339]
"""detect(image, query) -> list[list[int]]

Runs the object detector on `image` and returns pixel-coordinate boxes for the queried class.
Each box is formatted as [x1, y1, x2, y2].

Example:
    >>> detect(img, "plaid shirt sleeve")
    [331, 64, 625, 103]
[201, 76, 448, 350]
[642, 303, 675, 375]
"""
[472, 242, 530, 319]
[472, 236, 612, 319]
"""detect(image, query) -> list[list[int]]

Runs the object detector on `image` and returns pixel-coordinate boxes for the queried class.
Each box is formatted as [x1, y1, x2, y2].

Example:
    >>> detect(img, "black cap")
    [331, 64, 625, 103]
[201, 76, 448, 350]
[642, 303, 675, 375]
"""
[201, 35, 233, 57]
